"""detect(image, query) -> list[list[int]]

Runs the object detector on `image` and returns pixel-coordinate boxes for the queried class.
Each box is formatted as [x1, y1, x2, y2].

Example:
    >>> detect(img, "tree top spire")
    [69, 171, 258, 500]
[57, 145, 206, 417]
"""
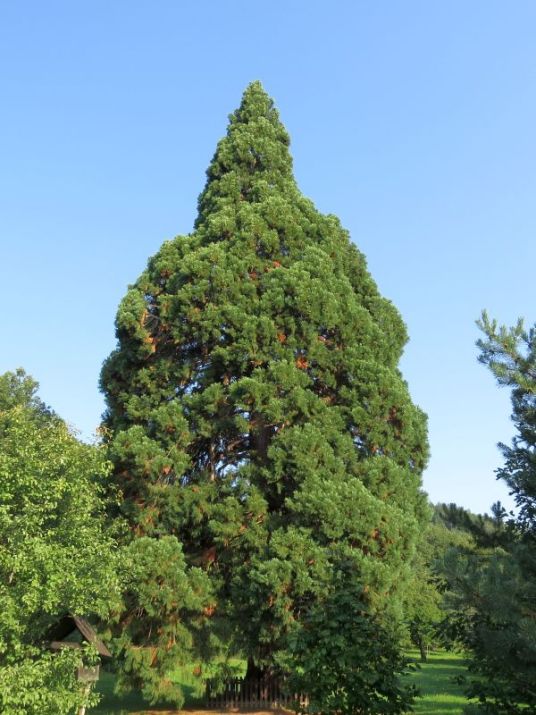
[196, 82, 293, 223]
[231, 80, 282, 125]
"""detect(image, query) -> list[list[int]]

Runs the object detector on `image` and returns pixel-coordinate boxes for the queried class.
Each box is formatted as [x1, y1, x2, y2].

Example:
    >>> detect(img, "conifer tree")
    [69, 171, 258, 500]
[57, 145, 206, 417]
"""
[448, 314, 536, 714]
[101, 82, 428, 703]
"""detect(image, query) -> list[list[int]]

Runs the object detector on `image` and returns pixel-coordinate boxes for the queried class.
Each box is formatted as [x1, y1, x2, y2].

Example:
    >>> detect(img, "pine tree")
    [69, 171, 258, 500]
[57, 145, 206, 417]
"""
[477, 313, 536, 531]
[449, 314, 536, 714]
[101, 82, 428, 705]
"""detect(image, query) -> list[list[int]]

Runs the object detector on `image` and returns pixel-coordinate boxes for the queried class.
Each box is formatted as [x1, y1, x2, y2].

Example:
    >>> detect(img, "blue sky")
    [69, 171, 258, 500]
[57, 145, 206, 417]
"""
[1, 1, 534, 514]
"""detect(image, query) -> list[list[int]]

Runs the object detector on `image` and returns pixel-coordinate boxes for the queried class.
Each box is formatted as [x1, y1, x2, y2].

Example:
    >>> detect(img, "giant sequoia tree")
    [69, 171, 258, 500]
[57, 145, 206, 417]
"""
[101, 82, 428, 705]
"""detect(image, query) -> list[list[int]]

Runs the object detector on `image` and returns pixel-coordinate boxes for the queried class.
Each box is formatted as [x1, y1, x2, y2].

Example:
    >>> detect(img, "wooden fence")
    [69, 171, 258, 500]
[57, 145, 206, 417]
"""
[206, 675, 306, 710]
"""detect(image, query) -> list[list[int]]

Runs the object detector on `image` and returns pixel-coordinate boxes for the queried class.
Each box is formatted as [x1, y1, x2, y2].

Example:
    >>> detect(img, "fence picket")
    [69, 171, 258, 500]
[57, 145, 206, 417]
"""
[205, 674, 304, 710]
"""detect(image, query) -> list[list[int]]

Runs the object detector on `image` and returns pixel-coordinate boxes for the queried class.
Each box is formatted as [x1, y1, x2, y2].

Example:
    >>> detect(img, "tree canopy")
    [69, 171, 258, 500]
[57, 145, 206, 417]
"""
[439, 316, 536, 714]
[0, 371, 119, 715]
[100, 81, 429, 709]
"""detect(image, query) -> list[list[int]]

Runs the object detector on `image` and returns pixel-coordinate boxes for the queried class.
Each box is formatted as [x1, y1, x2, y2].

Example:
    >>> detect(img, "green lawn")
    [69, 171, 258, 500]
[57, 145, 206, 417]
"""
[92, 664, 204, 714]
[91, 650, 471, 714]
[404, 649, 471, 714]
[91, 672, 153, 714]
[92, 661, 243, 714]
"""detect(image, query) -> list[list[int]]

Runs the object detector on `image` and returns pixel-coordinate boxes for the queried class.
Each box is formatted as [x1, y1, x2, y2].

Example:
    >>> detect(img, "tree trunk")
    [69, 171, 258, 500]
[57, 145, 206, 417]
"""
[251, 418, 271, 463]
[245, 656, 269, 681]
[418, 637, 427, 662]
[245, 656, 261, 680]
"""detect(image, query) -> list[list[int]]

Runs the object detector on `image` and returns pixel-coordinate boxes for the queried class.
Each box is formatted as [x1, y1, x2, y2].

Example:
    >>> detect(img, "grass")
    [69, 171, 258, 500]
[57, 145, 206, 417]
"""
[92, 664, 206, 714]
[91, 671, 152, 714]
[90, 650, 471, 714]
[404, 649, 471, 714]
[92, 661, 244, 714]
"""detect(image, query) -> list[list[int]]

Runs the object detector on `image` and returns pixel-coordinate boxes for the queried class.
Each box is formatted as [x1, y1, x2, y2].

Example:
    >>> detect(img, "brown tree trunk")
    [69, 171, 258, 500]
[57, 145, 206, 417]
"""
[251, 418, 271, 463]
[418, 637, 427, 662]
[245, 656, 267, 681]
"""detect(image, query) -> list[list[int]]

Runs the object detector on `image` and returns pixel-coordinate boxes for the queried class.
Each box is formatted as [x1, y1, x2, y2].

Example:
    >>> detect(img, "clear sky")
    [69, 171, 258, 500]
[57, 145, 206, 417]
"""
[1, 1, 534, 514]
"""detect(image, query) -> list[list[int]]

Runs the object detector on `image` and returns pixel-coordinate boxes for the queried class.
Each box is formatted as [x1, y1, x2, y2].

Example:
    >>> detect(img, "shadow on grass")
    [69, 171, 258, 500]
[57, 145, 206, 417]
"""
[91, 659, 247, 714]
[404, 650, 470, 715]
[415, 707, 467, 715]
[92, 651, 471, 715]
[416, 659, 469, 677]
[91, 672, 204, 714]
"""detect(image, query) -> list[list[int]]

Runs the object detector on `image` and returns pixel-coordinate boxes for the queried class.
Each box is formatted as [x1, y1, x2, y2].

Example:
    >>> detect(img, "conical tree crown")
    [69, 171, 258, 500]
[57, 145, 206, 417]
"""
[101, 82, 428, 690]
[197, 81, 294, 224]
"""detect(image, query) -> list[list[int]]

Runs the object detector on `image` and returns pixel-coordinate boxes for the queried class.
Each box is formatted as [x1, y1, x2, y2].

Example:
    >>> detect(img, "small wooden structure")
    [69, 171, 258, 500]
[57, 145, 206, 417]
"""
[49, 614, 112, 658]
[48, 615, 111, 715]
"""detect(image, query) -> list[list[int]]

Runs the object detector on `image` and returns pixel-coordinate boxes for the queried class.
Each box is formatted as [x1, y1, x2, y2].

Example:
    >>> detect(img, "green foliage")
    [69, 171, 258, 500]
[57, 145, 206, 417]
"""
[0, 368, 55, 420]
[402, 525, 443, 661]
[429, 503, 514, 651]
[401, 500, 510, 661]
[433, 501, 509, 550]
[477, 312, 536, 530]
[0, 647, 102, 715]
[93, 651, 469, 715]
[0, 372, 119, 715]
[442, 314, 536, 713]
[283, 576, 416, 715]
[443, 543, 536, 713]
[400, 504, 488, 661]
[101, 81, 429, 706]
[111, 536, 213, 708]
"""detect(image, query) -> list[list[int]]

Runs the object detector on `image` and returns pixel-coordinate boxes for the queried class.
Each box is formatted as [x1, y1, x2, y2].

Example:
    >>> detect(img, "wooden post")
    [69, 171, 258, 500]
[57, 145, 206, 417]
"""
[76, 665, 99, 715]
[77, 683, 92, 715]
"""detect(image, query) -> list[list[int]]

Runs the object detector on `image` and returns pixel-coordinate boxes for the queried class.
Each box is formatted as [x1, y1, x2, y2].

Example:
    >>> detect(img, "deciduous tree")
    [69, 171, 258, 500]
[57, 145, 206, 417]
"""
[0, 371, 119, 715]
